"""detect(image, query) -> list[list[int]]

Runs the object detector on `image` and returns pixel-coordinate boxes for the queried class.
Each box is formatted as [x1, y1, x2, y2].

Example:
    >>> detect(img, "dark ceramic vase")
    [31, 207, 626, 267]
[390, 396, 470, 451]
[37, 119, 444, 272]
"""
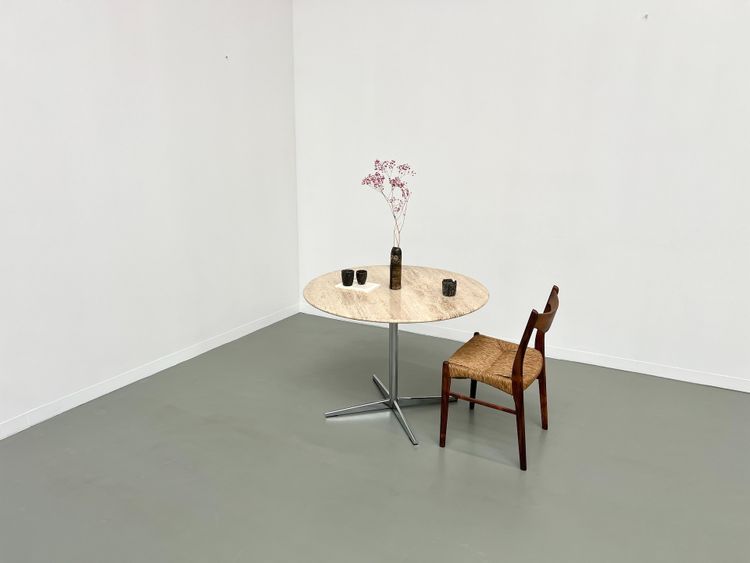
[389, 247, 402, 290]
[356, 269, 368, 285]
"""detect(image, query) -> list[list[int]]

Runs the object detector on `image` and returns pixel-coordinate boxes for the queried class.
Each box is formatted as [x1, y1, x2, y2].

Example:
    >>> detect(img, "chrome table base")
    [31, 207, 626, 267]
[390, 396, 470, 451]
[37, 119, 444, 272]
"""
[324, 322, 454, 445]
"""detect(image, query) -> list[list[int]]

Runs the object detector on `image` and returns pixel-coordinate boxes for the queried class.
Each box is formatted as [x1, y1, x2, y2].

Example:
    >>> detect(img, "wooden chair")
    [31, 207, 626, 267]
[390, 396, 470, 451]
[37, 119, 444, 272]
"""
[439, 286, 559, 470]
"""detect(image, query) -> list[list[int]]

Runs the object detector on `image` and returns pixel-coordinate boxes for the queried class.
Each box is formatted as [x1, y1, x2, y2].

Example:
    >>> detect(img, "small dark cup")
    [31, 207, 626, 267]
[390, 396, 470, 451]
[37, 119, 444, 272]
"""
[356, 269, 368, 285]
[442, 278, 457, 297]
[341, 269, 354, 286]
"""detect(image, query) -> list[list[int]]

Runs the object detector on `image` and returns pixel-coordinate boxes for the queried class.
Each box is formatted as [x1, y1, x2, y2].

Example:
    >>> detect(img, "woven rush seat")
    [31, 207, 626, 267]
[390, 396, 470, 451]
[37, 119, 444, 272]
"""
[446, 334, 544, 395]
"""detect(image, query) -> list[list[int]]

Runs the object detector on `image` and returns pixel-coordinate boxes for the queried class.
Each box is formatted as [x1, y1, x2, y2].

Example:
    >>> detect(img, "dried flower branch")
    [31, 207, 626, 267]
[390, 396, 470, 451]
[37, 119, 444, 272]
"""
[361, 159, 416, 247]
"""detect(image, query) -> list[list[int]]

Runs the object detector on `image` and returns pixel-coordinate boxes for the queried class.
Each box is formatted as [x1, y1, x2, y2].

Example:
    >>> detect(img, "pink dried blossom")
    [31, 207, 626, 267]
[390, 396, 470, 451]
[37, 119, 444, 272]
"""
[361, 159, 416, 247]
[362, 172, 385, 190]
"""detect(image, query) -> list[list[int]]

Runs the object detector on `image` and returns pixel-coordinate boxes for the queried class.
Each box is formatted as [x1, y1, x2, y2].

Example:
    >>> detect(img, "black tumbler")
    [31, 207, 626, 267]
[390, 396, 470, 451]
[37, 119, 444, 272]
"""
[341, 269, 354, 286]
[442, 279, 457, 297]
[356, 269, 368, 285]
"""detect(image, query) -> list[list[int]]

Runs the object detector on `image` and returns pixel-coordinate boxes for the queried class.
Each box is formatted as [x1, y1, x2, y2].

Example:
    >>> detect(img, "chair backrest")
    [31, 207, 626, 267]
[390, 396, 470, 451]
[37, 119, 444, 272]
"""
[512, 286, 560, 379]
[535, 286, 559, 335]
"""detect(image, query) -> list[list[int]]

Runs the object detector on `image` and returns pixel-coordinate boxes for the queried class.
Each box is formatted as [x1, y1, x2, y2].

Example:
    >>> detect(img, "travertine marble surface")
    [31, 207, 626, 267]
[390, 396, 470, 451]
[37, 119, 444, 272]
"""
[303, 265, 489, 324]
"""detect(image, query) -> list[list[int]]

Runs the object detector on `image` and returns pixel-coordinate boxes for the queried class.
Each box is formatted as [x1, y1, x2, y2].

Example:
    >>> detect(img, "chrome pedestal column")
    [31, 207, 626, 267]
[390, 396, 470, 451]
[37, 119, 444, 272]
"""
[324, 323, 454, 445]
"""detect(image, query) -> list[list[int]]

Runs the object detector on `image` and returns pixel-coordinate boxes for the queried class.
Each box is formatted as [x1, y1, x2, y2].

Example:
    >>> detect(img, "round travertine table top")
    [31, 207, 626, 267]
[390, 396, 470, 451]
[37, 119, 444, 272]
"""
[303, 265, 489, 324]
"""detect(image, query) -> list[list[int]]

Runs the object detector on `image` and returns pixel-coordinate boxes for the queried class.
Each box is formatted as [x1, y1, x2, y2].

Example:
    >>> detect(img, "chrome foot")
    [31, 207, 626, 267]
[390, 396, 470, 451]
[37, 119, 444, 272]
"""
[372, 375, 389, 398]
[397, 395, 457, 407]
[392, 401, 418, 445]
[324, 400, 389, 418]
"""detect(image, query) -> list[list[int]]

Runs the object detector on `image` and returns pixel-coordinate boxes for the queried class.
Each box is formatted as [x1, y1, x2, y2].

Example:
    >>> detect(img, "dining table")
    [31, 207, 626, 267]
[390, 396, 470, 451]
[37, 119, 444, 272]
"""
[303, 265, 489, 445]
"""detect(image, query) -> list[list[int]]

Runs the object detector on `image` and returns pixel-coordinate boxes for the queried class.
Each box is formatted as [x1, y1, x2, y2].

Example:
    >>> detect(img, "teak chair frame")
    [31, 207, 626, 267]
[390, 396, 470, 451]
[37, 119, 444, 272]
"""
[439, 285, 559, 470]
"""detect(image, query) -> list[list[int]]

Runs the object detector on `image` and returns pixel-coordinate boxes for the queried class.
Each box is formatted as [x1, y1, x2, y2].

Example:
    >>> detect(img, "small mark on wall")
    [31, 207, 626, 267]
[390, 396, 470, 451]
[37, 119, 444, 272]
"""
[643, 13, 649, 20]
[225, 55, 230, 61]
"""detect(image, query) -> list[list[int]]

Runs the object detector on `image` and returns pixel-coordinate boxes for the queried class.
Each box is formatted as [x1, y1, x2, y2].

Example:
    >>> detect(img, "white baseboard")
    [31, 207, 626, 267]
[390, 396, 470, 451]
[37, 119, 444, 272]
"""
[540, 345, 750, 393]
[300, 305, 749, 394]
[0, 303, 300, 441]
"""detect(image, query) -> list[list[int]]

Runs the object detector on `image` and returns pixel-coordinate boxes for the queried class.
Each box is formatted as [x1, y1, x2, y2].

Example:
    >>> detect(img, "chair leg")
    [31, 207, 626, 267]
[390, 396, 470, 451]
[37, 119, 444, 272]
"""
[538, 370, 548, 430]
[514, 391, 527, 471]
[469, 332, 480, 411]
[439, 363, 451, 447]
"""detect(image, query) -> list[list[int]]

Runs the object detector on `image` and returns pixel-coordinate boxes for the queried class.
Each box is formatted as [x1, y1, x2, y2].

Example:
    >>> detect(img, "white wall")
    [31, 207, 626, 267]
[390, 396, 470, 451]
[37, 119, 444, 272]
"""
[0, 0, 299, 438]
[294, 0, 750, 391]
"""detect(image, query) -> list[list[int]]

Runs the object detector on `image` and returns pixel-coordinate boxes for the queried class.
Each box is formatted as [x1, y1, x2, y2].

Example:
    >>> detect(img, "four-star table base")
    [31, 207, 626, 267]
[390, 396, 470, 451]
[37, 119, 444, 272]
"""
[324, 323, 455, 445]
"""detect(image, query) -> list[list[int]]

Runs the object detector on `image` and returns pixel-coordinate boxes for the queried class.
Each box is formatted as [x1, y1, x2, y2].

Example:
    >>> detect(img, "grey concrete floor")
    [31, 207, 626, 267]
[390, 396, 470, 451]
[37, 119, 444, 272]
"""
[1, 313, 749, 562]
